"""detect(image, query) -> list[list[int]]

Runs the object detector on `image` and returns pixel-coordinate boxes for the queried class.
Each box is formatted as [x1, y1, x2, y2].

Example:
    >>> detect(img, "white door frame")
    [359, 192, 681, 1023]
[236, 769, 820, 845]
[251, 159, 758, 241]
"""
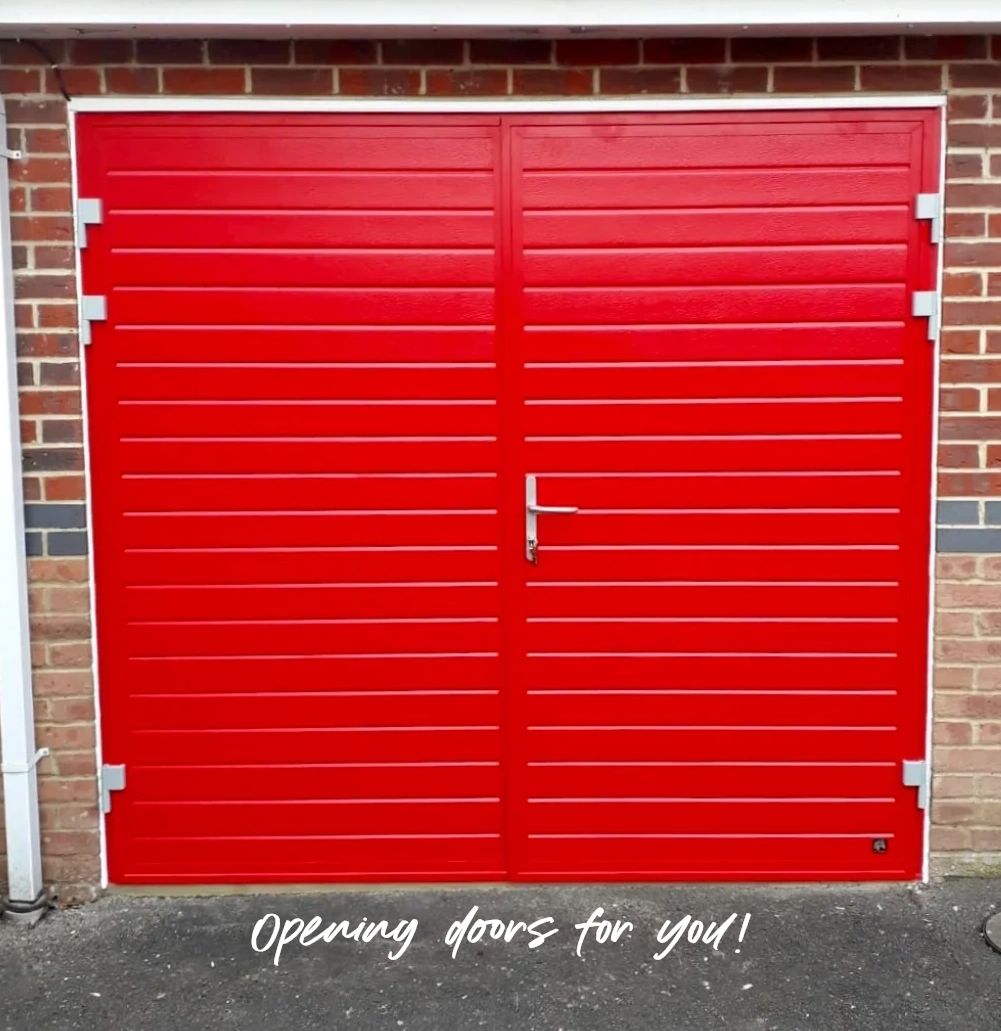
[70, 95, 945, 113]
[64, 94, 945, 886]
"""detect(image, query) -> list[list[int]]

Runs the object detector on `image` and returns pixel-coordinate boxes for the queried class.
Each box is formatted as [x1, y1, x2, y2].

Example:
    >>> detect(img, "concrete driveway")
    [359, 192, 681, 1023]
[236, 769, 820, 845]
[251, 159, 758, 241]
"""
[1, 880, 999, 1030]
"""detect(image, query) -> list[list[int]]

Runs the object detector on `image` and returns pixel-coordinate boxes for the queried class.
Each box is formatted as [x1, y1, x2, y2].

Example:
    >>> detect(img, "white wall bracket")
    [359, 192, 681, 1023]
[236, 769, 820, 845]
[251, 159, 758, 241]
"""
[0, 747, 50, 776]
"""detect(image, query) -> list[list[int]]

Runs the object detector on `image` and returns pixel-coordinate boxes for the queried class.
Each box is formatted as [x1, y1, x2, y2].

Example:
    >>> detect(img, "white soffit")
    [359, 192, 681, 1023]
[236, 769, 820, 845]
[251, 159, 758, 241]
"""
[4, 0, 1001, 38]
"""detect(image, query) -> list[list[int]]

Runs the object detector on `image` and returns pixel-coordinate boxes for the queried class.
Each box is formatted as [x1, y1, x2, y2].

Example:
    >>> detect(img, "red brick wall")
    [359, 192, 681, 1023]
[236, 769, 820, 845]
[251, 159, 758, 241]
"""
[2, 34, 1001, 898]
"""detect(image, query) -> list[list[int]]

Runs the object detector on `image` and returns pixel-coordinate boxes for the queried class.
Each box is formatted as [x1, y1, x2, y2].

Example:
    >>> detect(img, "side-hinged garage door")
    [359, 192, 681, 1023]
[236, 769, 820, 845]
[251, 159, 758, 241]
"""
[504, 112, 938, 881]
[77, 109, 939, 883]
[78, 115, 508, 882]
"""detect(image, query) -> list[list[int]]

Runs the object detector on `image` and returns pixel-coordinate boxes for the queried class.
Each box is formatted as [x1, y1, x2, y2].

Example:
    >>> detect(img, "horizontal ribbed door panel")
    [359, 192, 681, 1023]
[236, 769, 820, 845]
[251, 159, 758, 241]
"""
[507, 112, 938, 881]
[79, 114, 505, 882]
[82, 110, 936, 885]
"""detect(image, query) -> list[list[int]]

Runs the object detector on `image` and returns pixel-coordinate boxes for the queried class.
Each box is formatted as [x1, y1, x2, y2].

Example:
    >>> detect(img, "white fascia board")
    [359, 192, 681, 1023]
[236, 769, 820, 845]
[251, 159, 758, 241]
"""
[6, 0, 1001, 36]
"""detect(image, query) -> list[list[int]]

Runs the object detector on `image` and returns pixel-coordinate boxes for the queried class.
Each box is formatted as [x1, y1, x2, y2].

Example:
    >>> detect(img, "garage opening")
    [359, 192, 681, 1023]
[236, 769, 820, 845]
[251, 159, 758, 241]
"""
[77, 109, 938, 882]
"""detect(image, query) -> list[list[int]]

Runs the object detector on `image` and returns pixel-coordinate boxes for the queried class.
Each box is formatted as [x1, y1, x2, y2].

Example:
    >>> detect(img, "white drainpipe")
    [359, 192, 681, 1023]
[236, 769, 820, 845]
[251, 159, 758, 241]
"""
[0, 100, 49, 923]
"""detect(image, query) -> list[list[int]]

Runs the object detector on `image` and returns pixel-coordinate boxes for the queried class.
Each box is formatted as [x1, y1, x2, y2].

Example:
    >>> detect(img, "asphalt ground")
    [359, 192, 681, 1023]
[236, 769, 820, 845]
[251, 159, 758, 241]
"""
[1, 880, 999, 1030]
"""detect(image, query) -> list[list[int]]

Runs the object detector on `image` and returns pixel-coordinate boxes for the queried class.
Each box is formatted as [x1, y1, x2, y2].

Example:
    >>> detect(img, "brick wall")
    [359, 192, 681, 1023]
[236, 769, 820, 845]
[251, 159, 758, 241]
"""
[2, 34, 1000, 898]
[932, 554, 1001, 869]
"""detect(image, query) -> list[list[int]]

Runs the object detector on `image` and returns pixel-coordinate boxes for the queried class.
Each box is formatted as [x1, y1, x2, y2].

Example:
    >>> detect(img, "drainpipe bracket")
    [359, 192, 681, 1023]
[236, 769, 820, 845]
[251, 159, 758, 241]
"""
[0, 747, 49, 775]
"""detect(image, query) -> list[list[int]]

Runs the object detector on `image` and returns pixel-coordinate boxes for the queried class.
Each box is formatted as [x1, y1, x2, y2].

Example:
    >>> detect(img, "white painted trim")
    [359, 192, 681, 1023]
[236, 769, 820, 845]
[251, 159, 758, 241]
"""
[0, 103, 46, 908]
[71, 96, 942, 887]
[66, 113, 109, 891]
[7, 0, 1001, 36]
[69, 95, 946, 114]
[920, 109, 947, 885]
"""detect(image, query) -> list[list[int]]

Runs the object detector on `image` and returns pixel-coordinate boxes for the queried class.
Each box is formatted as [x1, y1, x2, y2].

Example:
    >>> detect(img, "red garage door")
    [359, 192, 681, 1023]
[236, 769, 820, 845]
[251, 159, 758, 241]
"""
[78, 110, 938, 883]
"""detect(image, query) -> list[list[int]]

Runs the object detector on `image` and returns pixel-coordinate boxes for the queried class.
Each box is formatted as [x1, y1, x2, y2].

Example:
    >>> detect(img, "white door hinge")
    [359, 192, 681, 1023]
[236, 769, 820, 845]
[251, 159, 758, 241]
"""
[1, 145, 22, 161]
[915, 193, 942, 245]
[80, 295, 107, 346]
[902, 759, 929, 810]
[75, 197, 103, 248]
[912, 290, 939, 343]
[100, 764, 126, 814]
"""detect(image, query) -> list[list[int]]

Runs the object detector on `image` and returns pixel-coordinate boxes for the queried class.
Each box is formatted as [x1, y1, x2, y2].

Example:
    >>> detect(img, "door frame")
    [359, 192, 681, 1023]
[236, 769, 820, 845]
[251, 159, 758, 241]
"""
[67, 94, 945, 887]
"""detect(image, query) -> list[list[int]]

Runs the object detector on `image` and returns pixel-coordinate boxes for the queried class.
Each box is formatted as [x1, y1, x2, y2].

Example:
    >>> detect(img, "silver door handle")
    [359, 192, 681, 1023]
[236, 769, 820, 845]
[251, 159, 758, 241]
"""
[525, 474, 577, 564]
[528, 504, 580, 515]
